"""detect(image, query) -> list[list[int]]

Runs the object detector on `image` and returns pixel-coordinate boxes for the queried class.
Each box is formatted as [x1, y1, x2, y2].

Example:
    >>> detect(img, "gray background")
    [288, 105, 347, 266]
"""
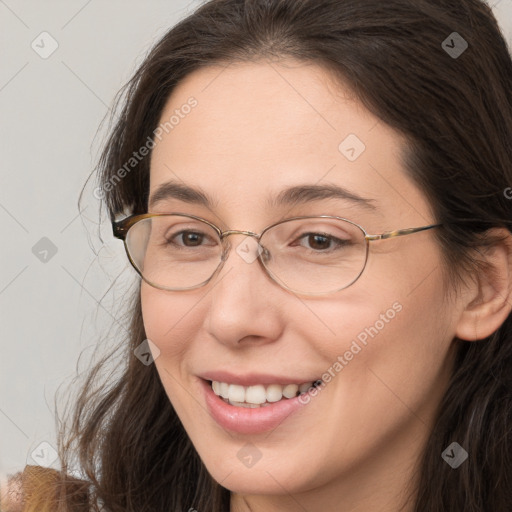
[1, 0, 511, 479]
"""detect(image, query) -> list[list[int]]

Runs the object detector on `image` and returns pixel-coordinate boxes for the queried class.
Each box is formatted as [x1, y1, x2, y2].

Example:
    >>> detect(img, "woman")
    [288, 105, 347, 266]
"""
[3, 0, 511, 510]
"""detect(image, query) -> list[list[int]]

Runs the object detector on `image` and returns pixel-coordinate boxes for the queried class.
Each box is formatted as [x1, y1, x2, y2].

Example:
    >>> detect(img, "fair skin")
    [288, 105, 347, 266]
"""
[141, 59, 512, 512]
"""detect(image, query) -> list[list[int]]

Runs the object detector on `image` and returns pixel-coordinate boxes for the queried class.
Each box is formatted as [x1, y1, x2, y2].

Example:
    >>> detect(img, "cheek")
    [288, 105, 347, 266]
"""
[275, 275, 453, 486]
[140, 284, 199, 358]
[139, 291, 200, 431]
[318, 269, 454, 434]
[302, 258, 453, 397]
[139, 284, 218, 399]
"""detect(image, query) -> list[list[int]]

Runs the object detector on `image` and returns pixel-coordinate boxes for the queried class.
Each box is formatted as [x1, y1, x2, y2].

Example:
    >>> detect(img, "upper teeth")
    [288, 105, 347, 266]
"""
[211, 381, 314, 405]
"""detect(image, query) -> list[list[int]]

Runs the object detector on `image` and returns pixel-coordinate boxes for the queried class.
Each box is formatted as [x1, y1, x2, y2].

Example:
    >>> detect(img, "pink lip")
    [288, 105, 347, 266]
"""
[200, 378, 312, 435]
[199, 370, 318, 387]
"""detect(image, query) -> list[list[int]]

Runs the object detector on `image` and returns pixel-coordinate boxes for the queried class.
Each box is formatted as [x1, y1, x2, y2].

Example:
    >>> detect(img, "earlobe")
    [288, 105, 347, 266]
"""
[455, 228, 512, 342]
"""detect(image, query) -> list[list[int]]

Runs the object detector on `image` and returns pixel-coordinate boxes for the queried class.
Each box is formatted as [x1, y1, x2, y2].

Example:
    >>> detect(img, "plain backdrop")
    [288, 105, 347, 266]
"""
[1, 0, 511, 479]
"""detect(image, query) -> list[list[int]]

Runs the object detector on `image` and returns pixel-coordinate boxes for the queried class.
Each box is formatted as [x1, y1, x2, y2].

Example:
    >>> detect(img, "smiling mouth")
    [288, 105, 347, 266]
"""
[208, 379, 322, 408]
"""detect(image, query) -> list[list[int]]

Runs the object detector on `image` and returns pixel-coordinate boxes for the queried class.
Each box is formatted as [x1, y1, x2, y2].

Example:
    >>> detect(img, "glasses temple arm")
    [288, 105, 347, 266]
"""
[366, 223, 442, 241]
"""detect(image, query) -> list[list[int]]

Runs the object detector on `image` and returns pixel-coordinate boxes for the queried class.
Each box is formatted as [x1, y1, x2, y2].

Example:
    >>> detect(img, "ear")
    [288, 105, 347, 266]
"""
[456, 228, 512, 341]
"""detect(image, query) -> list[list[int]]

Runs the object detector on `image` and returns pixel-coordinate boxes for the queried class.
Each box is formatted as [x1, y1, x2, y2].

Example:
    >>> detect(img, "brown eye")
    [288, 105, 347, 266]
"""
[170, 231, 206, 247]
[294, 232, 351, 252]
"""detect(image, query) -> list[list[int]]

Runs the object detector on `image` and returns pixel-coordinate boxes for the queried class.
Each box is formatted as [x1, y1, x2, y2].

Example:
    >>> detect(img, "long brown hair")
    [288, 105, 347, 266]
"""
[50, 0, 512, 510]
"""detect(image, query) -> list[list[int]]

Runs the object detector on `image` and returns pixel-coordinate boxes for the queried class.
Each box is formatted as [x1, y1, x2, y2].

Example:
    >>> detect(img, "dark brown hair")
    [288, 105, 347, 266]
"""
[45, 0, 512, 510]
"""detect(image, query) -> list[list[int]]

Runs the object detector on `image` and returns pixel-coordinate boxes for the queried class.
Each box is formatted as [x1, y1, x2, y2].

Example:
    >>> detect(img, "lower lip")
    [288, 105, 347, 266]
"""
[201, 379, 310, 435]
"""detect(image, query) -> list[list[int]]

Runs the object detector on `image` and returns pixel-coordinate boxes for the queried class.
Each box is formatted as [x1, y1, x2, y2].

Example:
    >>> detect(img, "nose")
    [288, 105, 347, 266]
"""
[204, 233, 284, 348]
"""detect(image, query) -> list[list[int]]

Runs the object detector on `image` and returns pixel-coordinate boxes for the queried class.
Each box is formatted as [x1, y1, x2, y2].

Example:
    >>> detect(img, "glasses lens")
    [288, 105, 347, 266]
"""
[125, 215, 367, 294]
[260, 217, 367, 294]
[125, 215, 222, 290]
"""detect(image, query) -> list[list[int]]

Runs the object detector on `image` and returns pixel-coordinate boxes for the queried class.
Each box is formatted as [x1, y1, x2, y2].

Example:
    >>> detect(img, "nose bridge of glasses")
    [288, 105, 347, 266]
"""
[220, 229, 258, 254]
[220, 229, 259, 239]
[218, 229, 271, 264]
[220, 229, 260, 253]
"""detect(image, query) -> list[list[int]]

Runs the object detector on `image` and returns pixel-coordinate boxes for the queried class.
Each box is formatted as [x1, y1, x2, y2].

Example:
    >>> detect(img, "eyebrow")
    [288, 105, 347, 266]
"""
[148, 180, 376, 211]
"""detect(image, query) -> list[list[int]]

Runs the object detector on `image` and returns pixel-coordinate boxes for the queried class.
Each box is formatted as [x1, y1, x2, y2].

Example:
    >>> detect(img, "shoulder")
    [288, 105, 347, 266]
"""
[1, 465, 90, 512]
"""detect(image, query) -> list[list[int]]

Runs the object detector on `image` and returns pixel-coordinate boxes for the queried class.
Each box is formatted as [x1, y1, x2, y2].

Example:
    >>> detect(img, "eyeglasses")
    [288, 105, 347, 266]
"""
[112, 213, 441, 296]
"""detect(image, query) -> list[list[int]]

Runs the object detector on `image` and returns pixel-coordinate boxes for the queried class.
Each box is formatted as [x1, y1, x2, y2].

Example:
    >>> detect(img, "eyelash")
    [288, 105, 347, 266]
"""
[167, 230, 351, 252]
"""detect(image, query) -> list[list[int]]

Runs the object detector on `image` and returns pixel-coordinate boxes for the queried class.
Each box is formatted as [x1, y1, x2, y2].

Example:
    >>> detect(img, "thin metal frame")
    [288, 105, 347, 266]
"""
[113, 212, 442, 296]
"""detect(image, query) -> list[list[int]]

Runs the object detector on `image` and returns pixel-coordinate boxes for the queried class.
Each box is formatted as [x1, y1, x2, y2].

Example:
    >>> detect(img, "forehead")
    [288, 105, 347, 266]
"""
[152, 59, 376, 165]
[149, 59, 432, 227]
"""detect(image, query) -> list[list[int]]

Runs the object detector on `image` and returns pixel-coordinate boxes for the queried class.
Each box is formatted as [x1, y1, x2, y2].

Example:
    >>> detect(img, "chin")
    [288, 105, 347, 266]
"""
[209, 465, 303, 496]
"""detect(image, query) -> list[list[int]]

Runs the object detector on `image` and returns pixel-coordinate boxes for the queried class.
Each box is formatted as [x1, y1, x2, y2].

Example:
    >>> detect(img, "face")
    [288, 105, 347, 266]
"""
[141, 60, 459, 501]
